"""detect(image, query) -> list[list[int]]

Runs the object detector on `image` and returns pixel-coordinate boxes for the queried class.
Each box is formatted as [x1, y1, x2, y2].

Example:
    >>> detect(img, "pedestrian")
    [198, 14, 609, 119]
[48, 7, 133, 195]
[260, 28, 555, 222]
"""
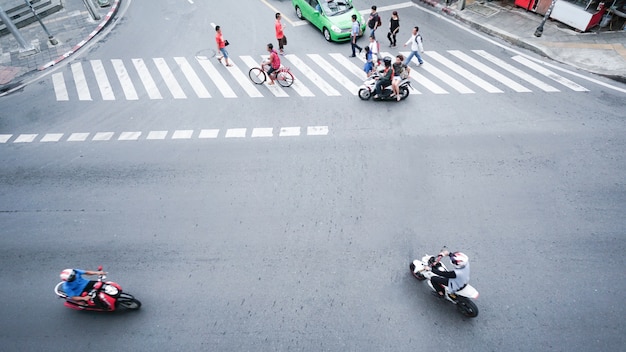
[367, 5, 381, 39]
[403, 26, 424, 67]
[363, 46, 374, 77]
[275, 12, 286, 55]
[368, 35, 380, 66]
[215, 25, 233, 67]
[387, 11, 400, 48]
[349, 14, 362, 58]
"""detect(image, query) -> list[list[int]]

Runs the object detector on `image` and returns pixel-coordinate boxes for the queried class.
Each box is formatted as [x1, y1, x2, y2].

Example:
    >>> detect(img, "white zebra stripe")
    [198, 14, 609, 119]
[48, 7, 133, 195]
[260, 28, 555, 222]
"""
[174, 57, 211, 98]
[52, 72, 69, 101]
[472, 50, 559, 92]
[71, 62, 92, 100]
[196, 56, 237, 98]
[448, 50, 531, 93]
[284, 54, 341, 96]
[111, 59, 139, 100]
[512, 55, 588, 92]
[132, 58, 163, 99]
[425, 51, 502, 93]
[153, 58, 186, 99]
[90, 60, 115, 100]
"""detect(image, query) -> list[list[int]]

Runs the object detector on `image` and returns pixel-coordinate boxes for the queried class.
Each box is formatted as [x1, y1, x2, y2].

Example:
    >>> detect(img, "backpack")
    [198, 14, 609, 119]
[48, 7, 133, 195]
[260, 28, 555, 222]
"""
[415, 34, 424, 52]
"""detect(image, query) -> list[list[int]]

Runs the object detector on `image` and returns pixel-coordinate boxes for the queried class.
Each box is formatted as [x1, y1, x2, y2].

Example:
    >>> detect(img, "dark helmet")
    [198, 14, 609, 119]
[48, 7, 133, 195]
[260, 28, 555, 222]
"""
[383, 56, 392, 67]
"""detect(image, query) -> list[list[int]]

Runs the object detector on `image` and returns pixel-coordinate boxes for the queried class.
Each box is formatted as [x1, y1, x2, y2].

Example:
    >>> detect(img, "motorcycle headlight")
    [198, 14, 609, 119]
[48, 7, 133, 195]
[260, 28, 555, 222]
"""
[331, 25, 341, 33]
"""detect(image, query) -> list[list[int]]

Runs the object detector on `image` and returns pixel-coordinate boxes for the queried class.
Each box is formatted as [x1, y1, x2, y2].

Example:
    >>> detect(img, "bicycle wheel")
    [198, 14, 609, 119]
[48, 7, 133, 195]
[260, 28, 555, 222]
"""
[248, 67, 266, 85]
[276, 71, 294, 87]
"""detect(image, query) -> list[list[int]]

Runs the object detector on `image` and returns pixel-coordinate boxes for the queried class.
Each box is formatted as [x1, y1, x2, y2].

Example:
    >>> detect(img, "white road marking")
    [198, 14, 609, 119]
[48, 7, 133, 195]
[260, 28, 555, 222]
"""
[111, 59, 139, 100]
[307, 126, 329, 136]
[199, 129, 220, 138]
[71, 62, 92, 100]
[251, 128, 274, 137]
[0, 135, 12, 143]
[329, 53, 367, 81]
[472, 50, 560, 92]
[512, 55, 589, 92]
[154, 58, 187, 99]
[172, 130, 194, 139]
[239, 55, 288, 97]
[196, 56, 237, 98]
[425, 51, 503, 93]
[92, 132, 114, 141]
[14, 134, 37, 143]
[90, 59, 115, 100]
[284, 54, 340, 96]
[132, 58, 163, 99]
[279, 127, 301, 137]
[52, 72, 69, 101]
[41, 133, 64, 142]
[174, 57, 211, 98]
[118, 132, 141, 140]
[448, 50, 531, 92]
[308, 54, 359, 94]
[67, 133, 89, 142]
[225, 128, 247, 138]
[147, 131, 168, 140]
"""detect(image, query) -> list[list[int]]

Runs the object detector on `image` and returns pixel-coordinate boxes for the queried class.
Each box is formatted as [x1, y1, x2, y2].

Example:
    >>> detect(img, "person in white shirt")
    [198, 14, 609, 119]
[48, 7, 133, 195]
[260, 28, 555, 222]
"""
[403, 26, 424, 66]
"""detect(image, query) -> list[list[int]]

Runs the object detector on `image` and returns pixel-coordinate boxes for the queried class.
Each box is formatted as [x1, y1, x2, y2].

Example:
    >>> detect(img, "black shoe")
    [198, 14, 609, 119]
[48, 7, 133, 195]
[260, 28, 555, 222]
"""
[359, 48, 362, 54]
[349, 54, 356, 57]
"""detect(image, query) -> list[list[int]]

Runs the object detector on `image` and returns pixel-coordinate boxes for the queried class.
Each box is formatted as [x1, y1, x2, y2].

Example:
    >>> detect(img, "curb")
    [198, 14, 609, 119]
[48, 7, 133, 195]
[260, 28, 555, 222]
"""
[39, 0, 121, 70]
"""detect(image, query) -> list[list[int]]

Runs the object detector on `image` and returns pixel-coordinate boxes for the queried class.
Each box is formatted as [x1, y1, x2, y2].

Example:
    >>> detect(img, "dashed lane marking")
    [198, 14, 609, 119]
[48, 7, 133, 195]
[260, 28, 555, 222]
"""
[0, 126, 329, 145]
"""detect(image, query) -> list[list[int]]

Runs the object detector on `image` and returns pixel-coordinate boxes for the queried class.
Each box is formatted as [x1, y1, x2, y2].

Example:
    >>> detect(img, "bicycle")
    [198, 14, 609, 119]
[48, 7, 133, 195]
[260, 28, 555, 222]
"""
[248, 64, 294, 87]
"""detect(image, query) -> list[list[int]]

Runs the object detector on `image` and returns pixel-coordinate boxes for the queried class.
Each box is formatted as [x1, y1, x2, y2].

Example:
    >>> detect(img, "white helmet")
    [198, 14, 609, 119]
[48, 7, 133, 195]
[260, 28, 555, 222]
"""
[450, 252, 469, 269]
[60, 269, 76, 282]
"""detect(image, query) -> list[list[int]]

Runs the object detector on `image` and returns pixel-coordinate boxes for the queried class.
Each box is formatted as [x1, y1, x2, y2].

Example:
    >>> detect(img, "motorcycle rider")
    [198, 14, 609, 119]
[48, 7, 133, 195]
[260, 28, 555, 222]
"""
[373, 56, 394, 99]
[60, 268, 107, 306]
[423, 250, 470, 298]
[391, 54, 410, 101]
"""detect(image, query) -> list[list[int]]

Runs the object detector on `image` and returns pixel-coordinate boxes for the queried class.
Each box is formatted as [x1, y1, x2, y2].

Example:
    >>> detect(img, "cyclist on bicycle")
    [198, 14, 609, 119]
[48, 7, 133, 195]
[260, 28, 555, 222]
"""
[262, 43, 281, 85]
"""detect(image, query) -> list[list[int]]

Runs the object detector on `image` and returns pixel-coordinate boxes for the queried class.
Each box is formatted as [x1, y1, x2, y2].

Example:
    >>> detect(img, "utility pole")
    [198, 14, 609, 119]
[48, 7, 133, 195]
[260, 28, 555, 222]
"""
[535, 0, 558, 37]
[24, 0, 58, 45]
[0, 5, 38, 55]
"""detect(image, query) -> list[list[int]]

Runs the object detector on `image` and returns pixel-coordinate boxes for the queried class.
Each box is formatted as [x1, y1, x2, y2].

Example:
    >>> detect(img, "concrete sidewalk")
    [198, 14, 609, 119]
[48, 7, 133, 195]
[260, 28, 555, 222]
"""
[0, 0, 120, 93]
[414, 0, 626, 82]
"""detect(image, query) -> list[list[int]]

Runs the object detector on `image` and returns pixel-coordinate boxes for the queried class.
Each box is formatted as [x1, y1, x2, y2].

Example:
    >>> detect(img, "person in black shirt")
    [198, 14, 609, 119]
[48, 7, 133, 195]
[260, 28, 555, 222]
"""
[387, 11, 400, 48]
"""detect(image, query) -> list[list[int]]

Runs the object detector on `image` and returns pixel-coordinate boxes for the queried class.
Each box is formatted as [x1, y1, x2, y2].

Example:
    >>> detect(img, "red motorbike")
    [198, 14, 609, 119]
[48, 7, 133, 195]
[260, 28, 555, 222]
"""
[54, 266, 141, 312]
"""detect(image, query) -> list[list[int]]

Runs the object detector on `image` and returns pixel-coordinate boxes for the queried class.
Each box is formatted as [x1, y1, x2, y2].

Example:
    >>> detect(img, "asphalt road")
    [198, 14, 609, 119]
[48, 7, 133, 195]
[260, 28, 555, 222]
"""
[1, 1, 625, 351]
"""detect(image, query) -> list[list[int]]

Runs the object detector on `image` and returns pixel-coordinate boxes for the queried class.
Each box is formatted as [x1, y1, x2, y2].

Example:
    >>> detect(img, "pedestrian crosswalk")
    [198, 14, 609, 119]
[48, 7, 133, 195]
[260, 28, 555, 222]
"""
[50, 50, 590, 101]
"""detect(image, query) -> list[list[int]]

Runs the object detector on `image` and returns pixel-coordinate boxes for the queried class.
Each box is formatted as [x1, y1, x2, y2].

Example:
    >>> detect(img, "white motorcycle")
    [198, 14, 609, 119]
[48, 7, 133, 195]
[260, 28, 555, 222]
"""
[410, 250, 479, 318]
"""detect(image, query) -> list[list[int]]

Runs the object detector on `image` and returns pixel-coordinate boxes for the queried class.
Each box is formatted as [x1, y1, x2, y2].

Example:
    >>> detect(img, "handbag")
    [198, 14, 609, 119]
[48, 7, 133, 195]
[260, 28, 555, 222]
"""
[224, 39, 230, 46]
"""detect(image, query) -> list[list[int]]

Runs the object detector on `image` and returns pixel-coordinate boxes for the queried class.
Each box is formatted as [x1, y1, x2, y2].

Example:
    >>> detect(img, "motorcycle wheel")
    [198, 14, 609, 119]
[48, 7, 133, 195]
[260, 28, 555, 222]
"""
[399, 87, 410, 100]
[409, 263, 426, 280]
[358, 88, 371, 100]
[456, 297, 478, 318]
[117, 293, 142, 310]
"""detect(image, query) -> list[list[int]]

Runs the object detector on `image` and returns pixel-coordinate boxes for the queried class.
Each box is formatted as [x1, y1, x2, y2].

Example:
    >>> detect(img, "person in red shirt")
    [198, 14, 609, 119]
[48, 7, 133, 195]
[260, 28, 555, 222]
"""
[275, 13, 286, 55]
[262, 43, 281, 85]
[215, 25, 232, 67]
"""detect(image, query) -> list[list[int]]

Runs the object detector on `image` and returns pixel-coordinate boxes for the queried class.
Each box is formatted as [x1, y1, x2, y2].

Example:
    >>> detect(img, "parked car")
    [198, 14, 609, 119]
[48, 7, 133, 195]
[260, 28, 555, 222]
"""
[292, 0, 366, 42]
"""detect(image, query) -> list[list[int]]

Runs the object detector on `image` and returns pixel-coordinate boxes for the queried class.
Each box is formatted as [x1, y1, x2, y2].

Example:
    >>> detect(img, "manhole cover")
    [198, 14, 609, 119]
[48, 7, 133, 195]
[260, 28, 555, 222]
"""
[195, 48, 216, 60]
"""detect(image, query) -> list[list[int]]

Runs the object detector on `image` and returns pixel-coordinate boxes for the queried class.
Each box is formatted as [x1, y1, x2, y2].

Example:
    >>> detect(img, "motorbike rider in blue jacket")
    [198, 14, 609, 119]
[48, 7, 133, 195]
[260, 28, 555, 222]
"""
[60, 268, 106, 305]
[423, 251, 470, 297]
